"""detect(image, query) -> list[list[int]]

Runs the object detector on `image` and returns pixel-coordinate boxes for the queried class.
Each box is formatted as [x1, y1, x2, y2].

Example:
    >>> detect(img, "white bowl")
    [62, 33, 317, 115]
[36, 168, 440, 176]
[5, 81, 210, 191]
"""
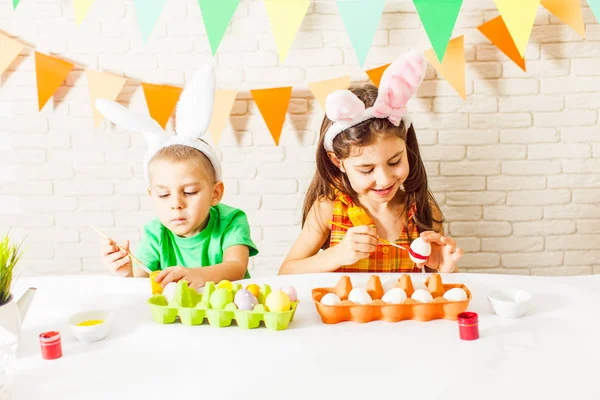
[487, 288, 532, 319]
[68, 310, 112, 343]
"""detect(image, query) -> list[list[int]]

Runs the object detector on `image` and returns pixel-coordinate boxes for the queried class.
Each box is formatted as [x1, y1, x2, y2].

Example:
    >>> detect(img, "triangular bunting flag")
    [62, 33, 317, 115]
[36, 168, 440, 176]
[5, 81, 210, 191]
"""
[198, 0, 239, 55]
[34, 52, 75, 111]
[413, 0, 463, 63]
[493, 0, 541, 57]
[141, 83, 183, 129]
[589, 0, 600, 24]
[250, 87, 292, 146]
[134, 0, 167, 42]
[477, 16, 526, 72]
[74, 0, 96, 26]
[208, 89, 237, 145]
[336, 0, 385, 67]
[264, 0, 311, 63]
[12, 0, 20, 10]
[541, 0, 585, 37]
[0, 33, 25, 76]
[86, 70, 128, 128]
[424, 35, 466, 99]
[308, 76, 351, 111]
[365, 63, 390, 87]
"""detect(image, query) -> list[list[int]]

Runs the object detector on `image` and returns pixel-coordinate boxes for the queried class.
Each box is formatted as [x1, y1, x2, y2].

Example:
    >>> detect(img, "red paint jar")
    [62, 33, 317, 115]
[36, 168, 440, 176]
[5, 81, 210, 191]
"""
[39, 331, 62, 360]
[457, 312, 479, 341]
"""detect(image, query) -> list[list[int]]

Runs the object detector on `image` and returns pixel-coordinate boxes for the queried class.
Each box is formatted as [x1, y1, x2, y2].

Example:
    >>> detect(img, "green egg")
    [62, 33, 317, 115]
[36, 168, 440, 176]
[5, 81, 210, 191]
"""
[209, 288, 233, 310]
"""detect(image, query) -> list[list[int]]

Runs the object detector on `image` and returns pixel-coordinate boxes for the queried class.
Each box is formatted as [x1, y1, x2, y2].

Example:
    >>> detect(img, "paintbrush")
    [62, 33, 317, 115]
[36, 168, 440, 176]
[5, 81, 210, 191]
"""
[327, 220, 407, 251]
[89, 225, 152, 274]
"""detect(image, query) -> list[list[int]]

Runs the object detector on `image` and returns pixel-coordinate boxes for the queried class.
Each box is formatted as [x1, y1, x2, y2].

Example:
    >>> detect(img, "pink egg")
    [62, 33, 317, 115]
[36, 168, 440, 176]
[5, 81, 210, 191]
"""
[234, 289, 259, 311]
[279, 285, 298, 302]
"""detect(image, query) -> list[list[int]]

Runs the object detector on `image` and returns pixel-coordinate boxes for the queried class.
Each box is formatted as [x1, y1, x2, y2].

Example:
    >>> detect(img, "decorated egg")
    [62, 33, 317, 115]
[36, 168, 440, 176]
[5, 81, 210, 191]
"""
[217, 280, 233, 290]
[162, 282, 178, 303]
[265, 290, 291, 312]
[381, 288, 407, 304]
[246, 284, 260, 298]
[409, 237, 431, 265]
[320, 293, 341, 306]
[411, 289, 433, 303]
[209, 288, 233, 310]
[234, 289, 259, 311]
[279, 285, 298, 302]
[348, 288, 372, 305]
[443, 288, 468, 301]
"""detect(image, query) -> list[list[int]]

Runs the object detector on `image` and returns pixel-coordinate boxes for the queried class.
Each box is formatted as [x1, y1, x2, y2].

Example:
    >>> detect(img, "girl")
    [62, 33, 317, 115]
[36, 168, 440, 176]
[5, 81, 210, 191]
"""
[279, 50, 463, 275]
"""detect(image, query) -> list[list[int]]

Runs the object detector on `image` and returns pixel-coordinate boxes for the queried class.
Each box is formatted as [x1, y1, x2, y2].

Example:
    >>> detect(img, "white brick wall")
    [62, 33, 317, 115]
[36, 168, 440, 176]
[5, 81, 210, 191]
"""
[0, 0, 599, 277]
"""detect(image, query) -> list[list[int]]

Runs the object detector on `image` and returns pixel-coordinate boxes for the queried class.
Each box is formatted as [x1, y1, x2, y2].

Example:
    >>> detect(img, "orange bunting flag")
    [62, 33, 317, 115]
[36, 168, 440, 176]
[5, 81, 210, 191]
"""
[477, 16, 526, 72]
[424, 35, 466, 99]
[208, 89, 237, 146]
[308, 76, 351, 111]
[34, 52, 75, 111]
[141, 82, 183, 129]
[86, 70, 127, 127]
[541, 0, 585, 38]
[0, 33, 25, 76]
[365, 63, 390, 87]
[250, 86, 292, 146]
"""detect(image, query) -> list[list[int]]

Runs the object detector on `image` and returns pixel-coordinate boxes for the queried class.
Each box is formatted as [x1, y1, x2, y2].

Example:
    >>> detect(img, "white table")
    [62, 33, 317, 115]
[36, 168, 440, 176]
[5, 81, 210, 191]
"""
[9, 273, 600, 400]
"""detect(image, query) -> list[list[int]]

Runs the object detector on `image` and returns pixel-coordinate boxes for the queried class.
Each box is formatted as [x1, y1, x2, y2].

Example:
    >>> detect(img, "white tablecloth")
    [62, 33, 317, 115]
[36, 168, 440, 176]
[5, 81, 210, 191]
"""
[9, 273, 600, 400]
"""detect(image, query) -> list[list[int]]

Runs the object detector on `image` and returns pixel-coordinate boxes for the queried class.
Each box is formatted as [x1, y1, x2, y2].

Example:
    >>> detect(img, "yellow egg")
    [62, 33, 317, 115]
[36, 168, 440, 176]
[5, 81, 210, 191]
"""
[246, 284, 260, 298]
[265, 291, 291, 312]
[217, 280, 233, 290]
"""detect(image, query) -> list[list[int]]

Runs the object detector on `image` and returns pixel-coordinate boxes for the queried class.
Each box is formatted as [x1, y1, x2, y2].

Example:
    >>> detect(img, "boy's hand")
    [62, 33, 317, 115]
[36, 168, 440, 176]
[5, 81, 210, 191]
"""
[417, 231, 463, 273]
[154, 266, 206, 289]
[334, 225, 378, 266]
[100, 238, 133, 277]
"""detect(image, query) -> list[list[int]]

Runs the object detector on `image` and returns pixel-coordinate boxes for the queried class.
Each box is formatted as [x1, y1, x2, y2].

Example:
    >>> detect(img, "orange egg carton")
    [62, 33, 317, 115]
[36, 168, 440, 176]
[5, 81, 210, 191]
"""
[312, 274, 472, 324]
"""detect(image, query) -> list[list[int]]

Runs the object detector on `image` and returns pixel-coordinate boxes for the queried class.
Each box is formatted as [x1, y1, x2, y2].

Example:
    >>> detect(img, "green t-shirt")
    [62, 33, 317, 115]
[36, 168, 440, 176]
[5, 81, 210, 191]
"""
[136, 203, 258, 278]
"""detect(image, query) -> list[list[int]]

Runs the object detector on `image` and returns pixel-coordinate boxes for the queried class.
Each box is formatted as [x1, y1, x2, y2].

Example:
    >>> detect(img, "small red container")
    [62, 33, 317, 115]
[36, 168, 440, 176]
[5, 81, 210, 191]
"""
[39, 331, 62, 360]
[457, 312, 479, 341]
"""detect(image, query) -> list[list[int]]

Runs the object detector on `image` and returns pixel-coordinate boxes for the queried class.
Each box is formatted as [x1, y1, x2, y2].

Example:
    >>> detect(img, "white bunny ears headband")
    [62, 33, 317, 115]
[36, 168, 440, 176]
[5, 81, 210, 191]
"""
[323, 50, 428, 152]
[95, 64, 222, 182]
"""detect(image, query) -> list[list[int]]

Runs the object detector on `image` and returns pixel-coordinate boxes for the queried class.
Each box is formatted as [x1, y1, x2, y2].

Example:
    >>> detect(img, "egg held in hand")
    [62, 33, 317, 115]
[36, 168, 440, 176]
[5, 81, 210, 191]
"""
[409, 237, 431, 265]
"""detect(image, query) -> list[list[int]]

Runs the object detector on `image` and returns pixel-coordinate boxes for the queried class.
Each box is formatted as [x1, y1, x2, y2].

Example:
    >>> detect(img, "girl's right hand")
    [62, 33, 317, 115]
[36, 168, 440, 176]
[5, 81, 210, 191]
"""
[100, 238, 133, 277]
[333, 225, 378, 266]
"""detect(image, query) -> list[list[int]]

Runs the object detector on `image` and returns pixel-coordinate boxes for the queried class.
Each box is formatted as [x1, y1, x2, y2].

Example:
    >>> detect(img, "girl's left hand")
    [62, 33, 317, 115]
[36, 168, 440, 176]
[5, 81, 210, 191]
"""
[417, 231, 463, 273]
[154, 266, 206, 289]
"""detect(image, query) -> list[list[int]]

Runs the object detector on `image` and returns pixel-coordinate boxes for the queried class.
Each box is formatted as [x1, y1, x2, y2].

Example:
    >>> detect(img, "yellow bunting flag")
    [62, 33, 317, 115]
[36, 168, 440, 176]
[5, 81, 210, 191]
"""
[74, 0, 96, 26]
[308, 76, 351, 111]
[0, 32, 25, 76]
[493, 0, 541, 57]
[264, 0, 311, 63]
[250, 86, 292, 146]
[478, 16, 526, 72]
[34, 52, 75, 111]
[424, 35, 466, 99]
[208, 89, 237, 145]
[365, 63, 390, 88]
[541, 0, 585, 37]
[86, 70, 127, 127]
[141, 83, 183, 129]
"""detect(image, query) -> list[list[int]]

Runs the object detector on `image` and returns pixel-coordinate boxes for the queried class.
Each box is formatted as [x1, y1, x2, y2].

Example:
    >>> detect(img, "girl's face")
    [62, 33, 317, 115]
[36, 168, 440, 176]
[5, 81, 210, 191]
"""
[331, 134, 410, 204]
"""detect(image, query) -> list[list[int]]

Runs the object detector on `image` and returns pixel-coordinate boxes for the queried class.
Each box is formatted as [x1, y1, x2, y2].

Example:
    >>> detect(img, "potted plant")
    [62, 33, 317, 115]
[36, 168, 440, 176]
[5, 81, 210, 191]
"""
[0, 233, 24, 307]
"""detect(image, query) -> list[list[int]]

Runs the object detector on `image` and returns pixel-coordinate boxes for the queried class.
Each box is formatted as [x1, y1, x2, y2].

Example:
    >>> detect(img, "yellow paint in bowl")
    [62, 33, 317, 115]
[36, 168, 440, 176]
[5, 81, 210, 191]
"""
[77, 319, 104, 327]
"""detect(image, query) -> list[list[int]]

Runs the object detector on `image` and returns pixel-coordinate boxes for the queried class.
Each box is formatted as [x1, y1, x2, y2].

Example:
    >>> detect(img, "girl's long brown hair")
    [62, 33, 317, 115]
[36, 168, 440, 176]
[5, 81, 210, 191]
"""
[302, 84, 444, 246]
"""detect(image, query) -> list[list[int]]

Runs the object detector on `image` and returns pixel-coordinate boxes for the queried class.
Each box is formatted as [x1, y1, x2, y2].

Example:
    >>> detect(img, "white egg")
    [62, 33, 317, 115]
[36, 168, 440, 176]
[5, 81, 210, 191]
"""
[381, 288, 407, 304]
[320, 293, 341, 306]
[412, 280, 427, 291]
[348, 288, 372, 305]
[162, 282, 178, 303]
[411, 289, 433, 303]
[443, 288, 468, 301]
[409, 238, 432, 264]
[382, 279, 397, 293]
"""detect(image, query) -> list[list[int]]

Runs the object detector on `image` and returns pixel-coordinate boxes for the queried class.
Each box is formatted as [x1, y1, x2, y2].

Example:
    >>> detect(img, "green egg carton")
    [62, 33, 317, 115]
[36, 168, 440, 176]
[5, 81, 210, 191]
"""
[147, 280, 299, 331]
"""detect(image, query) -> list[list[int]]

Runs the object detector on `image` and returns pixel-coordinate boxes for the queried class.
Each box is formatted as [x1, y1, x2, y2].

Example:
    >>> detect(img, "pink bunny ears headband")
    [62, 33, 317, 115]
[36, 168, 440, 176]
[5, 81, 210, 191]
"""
[95, 64, 222, 182]
[323, 50, 428, 152]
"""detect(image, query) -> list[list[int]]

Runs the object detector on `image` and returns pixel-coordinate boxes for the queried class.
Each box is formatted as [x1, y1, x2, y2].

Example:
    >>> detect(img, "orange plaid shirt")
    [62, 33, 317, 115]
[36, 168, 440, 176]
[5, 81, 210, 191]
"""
[329, 191, 420, 273]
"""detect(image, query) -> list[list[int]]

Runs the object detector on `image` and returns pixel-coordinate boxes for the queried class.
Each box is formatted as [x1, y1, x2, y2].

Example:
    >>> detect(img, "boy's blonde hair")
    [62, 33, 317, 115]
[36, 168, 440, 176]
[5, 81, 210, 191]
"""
[149, 144, 216, 183]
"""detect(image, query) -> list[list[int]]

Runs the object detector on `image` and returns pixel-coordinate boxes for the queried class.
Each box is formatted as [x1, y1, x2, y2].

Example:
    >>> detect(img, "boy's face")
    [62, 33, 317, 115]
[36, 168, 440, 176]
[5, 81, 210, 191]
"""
[330, 135, 409, 205]
[148, 159, 224, 238]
